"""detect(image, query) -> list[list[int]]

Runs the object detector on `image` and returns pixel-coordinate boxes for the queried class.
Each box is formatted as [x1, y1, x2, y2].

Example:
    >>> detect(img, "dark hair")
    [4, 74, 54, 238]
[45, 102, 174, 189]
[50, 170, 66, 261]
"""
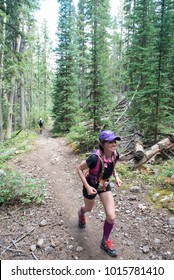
[99, 142, 104, 153]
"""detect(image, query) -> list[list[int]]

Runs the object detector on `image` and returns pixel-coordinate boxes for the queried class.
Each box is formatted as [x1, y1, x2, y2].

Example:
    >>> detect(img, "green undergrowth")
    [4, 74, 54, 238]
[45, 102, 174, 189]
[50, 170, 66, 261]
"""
[67, 126, 101, 153]
[0, 130, 46, 206]
[0, 130, 37, 165]
[117, 160, 174, 212]
[0, 166, 46, 205]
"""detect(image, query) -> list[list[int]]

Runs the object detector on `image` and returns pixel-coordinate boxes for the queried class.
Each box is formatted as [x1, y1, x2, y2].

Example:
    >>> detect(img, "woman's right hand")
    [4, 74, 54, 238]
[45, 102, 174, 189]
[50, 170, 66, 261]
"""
[86, 185, 97, 195]
[77, 161, 97, 195]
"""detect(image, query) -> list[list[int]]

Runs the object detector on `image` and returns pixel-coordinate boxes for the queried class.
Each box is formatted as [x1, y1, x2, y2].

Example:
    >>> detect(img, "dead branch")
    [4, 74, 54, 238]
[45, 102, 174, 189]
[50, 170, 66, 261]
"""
[0, 208, 12, 216]
[115, 83, 140, 124]
[120, 150, 134, 161]
[10, 129, 23, 139]
[0, 216, 10, 222]
[0, 244, 26, 253]
[31, 251, 38, 260]
[0, 227, 35, 255]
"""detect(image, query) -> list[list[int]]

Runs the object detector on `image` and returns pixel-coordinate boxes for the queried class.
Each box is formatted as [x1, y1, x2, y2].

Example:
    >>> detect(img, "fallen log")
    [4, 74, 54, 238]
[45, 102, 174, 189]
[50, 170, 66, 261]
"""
[157, 132, 174, 143]
[134, 142, 145, 160]
[134, 132, 145, 160]
[133, 137, 174, 168]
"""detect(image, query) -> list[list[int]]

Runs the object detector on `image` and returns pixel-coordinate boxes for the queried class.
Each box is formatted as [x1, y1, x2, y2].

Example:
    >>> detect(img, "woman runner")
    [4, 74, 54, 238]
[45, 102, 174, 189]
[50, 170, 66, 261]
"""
[77, 130, 122, 257]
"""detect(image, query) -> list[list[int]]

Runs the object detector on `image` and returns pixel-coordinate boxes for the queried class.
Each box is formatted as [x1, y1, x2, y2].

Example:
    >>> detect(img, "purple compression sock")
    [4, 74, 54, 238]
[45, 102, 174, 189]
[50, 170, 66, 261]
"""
[80, 206, 85, 216]
[103, 219, 114, 241]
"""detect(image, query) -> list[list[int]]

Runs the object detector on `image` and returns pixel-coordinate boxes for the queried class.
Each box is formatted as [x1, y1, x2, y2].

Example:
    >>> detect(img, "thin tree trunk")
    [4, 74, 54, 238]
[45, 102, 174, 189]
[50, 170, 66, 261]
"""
[20, 31, 25, 130]
[0, 1, 6, 141]
[5, 77, 15, 139]
[155, 0, 165, 142]
[5, 24, 22, 139]
[28, 48, 33, 129]
[20, 75, 25, 129]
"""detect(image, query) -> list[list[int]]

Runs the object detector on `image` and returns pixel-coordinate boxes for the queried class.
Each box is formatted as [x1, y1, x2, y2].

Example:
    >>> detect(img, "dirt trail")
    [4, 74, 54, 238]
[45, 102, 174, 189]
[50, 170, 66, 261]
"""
[0, 129, 173, 260]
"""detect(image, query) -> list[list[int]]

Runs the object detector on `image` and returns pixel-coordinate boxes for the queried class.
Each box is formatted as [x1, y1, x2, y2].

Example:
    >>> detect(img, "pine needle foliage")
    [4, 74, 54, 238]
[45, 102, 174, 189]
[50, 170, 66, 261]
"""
[52, 0, 80, 133]
[78, 0, 113, 132]
[124, 0, 174, 143]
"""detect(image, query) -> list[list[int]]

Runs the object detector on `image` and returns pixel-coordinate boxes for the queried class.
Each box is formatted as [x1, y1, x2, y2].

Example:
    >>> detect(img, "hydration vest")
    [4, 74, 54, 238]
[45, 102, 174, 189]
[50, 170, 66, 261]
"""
[86, 149, 118, 190]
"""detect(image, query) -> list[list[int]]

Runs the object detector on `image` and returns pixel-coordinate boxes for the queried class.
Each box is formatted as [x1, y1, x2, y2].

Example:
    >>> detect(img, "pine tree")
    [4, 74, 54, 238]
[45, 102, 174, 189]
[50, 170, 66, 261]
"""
[110, 15, 125, 96]
[77, 0, 89, 102]
[124, 0, 174, 143]
[52, 0, 80, 133]
[77, 0, 112, 132]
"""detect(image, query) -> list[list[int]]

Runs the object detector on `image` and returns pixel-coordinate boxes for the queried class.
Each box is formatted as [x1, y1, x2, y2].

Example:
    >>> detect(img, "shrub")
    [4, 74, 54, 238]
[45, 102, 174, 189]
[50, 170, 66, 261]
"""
[0, 168, 46, 205]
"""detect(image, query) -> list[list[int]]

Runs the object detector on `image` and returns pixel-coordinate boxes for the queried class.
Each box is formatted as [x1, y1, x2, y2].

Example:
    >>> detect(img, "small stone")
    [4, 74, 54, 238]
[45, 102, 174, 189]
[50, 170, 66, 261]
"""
[125, 210, 132, 214]
[153, 238, 161, 246]
[45, 246, 54, 254]
[128, 195, 137, 201]
[68, 245, 74, 250]
[152, 192, 160, 201]
[37, 238, 44, 248]
[159, 194, 173, 203]
[76, 246, 83, 252]
[39, 219, 48, 227]
[167, 217, 174, 225]
[142, 245, 150, 254]
[30, 244, 36, 251]
[130, 186, 140, 193]
[138, 204, 147, 210]
[110, 182, 115, 188]
[0, 170, 6, 177]
[58, 220, 64, 226]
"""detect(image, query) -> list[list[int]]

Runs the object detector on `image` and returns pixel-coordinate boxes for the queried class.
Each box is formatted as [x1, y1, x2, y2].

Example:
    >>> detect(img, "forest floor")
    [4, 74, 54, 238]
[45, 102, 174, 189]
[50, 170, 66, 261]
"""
[0, 128, 174, 260]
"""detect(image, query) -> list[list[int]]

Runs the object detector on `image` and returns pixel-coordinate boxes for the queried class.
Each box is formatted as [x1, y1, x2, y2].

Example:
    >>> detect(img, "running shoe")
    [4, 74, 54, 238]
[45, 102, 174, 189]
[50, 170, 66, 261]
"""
[78, 210, 86, 228]
[100, 239, 118, 257]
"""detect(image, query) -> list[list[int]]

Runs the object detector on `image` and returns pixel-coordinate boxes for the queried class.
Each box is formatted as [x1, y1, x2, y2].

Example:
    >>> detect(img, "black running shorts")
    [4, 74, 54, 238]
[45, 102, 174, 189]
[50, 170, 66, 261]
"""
[82, 183, 111, 200]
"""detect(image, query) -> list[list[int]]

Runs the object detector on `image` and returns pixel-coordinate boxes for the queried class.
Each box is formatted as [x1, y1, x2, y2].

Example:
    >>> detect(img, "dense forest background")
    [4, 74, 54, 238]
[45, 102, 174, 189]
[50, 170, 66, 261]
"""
[0, 0, 174, 216]
[0, 0, 174, 149]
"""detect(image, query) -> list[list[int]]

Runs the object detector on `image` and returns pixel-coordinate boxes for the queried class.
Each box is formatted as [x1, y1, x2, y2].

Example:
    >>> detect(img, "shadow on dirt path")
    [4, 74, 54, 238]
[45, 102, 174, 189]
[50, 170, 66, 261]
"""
[0, 129, 173, 260]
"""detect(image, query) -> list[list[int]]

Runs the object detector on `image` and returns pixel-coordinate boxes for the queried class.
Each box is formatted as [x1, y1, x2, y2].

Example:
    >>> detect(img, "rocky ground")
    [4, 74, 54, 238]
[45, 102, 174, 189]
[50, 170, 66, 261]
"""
[0, 129, 174, 260]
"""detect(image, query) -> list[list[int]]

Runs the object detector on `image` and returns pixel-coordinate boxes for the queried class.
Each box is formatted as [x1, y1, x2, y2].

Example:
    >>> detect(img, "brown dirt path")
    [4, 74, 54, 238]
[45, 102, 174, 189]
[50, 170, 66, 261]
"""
[0, 129, 173, 260]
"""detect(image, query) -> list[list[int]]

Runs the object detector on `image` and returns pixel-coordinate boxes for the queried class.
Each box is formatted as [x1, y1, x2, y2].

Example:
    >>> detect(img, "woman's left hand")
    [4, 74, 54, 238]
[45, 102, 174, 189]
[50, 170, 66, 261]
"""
[115, 176, 122, 187]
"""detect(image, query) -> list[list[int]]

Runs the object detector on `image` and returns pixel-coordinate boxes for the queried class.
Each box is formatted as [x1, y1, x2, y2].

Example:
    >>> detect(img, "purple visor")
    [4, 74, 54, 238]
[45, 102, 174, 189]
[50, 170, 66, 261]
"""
[99, 130, 121, 142]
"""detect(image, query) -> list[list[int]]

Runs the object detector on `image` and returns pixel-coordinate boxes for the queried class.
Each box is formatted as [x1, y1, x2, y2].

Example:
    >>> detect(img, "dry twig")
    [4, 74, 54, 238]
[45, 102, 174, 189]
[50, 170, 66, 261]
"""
[0, 227, 35, 255]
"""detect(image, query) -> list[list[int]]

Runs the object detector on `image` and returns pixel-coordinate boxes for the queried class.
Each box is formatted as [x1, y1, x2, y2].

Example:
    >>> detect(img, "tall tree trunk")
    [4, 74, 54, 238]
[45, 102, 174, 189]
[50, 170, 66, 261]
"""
[28, 46, 33, 129]
[5, 77, 15, 139]
[43, 52, 47, 112]
[0, 1, 6, 141]
[20, 30, 25, 130]
[93, 1, 98, 132]
[155, 0, 165, 143]
[5, 25, 22, 139]
[20, 75, 25, 129]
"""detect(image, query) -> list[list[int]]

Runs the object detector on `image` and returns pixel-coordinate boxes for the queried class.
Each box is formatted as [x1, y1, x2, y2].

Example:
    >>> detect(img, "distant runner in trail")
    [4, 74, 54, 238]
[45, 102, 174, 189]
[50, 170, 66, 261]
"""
[38, 118, 44, 134]
[77, 130, 122, 257]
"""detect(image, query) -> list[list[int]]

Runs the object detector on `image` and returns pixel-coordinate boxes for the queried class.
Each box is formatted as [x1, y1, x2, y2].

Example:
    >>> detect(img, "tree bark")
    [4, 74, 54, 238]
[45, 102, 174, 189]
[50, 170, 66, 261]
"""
[0, 1, 6, 141]
[134, 132, 145, 160]
[5, 19, 22, 139]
